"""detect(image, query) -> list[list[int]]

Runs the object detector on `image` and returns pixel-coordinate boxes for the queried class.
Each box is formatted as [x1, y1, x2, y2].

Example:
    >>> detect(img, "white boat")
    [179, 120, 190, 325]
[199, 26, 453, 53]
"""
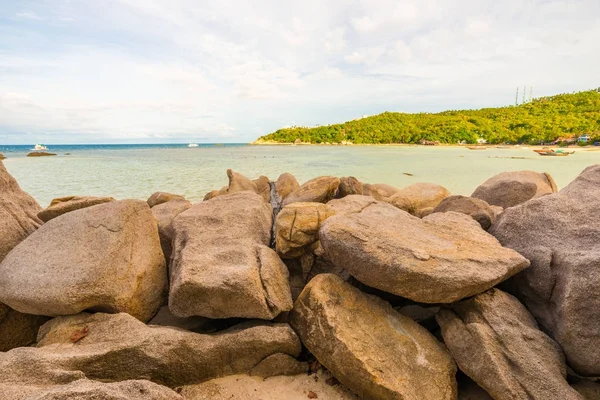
[30, 144, 49, 151]
[187, 143, 199, 147]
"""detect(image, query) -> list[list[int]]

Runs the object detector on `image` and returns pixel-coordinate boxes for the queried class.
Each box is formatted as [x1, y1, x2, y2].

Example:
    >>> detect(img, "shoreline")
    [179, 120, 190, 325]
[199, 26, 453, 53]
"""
[249, 142, 595, 149]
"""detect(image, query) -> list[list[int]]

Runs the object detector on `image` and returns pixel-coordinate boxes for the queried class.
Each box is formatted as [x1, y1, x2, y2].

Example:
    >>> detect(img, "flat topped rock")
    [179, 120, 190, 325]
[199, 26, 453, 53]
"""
[437, 289, 581, 400]
[320, 200, 529, 303]
[388, 182, 450, 216]
[27, 152, 56, 157]
[169, 191, 292, 319]
[38, 195, 115, 222]
[490, 164, 600, 376]
[0, 199, 167, 322]
[290, 274, 457, 400]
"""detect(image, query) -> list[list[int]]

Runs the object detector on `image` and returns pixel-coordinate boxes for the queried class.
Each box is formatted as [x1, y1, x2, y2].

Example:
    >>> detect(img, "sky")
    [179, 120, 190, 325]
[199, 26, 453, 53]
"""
[0, 0, 599, 144]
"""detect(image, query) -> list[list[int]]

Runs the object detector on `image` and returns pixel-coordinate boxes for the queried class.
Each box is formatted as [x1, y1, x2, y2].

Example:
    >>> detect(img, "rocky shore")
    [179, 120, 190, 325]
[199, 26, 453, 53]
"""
[0, 159, 599, 399]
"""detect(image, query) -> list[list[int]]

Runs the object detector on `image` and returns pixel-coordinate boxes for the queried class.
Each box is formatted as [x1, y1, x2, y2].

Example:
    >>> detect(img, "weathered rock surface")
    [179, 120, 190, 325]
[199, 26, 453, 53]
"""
[275, 173, 300, 201]
[147, 192, 186, 208]
[0, 153, 5, 160]
[437, 289, 581, 400]
[320, 201, 529, 303]
[151, 199, 192, 262]
[282, 176, 340, 205]
[290, 274, 457, 400]
[362, 183, 400, 201]
[327, 194, 377, 215]
[170, 191, 292, 319]
[275, 202, 335, 258]
[248, 353, 308, 378]
[433, 195, 500, 230]
[0, 379, 183, 400]
[38, 195, 115, 222]
[572, 380, 600, 400]
[0, 303, 48, 351]
[226, 169, 258, 194]
[336, 176, 363, 198]
[0, 312, 301, 393]
[489, 164, 600, 376]
[389, 182, 450, 216]
[472, 170, 557, 208]
[0, 161, 43, 263]
[253, 175, 272, 203]
[0, 200, 167, 322]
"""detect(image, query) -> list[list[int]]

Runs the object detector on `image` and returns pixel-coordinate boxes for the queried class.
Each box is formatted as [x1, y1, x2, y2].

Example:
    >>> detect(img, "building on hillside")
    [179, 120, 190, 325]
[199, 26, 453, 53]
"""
[578, 134, 591, 142]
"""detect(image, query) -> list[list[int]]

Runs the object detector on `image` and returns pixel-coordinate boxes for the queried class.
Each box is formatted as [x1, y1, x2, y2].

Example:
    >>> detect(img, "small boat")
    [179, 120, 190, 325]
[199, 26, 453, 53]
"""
[30, 144, 49, 151]
[467, 146, 487, 150]
[534, 148, 574, 156]
[187, 143, 199, 148]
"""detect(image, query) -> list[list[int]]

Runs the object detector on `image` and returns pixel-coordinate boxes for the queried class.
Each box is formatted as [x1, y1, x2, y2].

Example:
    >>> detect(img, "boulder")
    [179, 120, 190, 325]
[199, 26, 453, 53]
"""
[362, 183, 400, 201]
[0, 153, 5, 160]
[27, 152, 56, 157]
[472, 170, 557, 208]
[275, 173, 300, 201]
[282, 176, 340, 205]
[169, 191, 292, 319]
[151, 199, 192, 262]
[0, 303, 48, 351]
[275, 202, 335, 258]
[204, 170, 271, 203]
[336, 176, 363, 198]
[226, 169, 257, 194]
[203, 190, 220, 201]
[147, 192, 186, 208]
[437, 289, 581, 400]
[327, 194, 378, 215]
[320, 201, 529, 303]
[489, 165, 600, 376]
[388, 182, 450, 216]
[433, 195, 500, 230]
[0, 161, 43, 263]
[38, 195, 115, 222]
[0, 200, 167, 322]
[0, 379, 183, 400]
[572, 380, 600, 400]
[248, 353, 308, 378]
[253, 175, 272, 203]
[289, 274, 457, 400]
[0, 312, 301, 390]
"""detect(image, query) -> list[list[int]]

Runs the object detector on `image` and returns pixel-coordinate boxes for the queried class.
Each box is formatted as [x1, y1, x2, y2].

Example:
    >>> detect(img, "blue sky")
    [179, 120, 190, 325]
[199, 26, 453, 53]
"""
[1, 0, 599, 144]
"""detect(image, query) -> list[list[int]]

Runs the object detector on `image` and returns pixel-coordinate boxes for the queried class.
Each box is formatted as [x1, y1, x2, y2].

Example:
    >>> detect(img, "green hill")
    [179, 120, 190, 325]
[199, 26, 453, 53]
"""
[256, 89, 600, 145]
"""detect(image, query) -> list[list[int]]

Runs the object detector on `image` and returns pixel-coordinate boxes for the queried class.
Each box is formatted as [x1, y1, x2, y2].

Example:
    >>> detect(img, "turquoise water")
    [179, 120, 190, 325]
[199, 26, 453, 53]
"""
[1, 144, 599, 207]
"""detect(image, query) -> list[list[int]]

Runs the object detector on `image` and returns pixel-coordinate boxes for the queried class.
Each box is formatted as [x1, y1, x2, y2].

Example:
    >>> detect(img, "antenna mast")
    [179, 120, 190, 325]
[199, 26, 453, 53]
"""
[516, 87, 519, 106]
[530, 86, 533, 101]
[523, 86, 526, 104]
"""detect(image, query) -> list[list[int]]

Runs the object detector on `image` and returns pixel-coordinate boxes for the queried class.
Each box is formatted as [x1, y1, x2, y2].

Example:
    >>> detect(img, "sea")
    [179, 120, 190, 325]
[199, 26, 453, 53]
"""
[1, 143, 598, 207]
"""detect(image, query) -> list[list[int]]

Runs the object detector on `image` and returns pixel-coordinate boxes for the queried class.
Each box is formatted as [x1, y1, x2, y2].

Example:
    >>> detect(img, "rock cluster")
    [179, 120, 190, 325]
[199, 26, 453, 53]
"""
[0, 160, 597, 399]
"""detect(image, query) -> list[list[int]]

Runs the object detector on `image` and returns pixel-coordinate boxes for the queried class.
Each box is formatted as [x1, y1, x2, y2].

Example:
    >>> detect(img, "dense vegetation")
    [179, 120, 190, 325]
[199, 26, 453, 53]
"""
[257, 89, 600, 145]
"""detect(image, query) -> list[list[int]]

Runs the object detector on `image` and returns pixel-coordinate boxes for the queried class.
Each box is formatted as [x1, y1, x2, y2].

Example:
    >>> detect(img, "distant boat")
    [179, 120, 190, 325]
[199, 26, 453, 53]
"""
[534, 148, 574, 156]
[467, 146, 487, 150]
[31, 144, 49, 151]
[188, 143, 199, 148]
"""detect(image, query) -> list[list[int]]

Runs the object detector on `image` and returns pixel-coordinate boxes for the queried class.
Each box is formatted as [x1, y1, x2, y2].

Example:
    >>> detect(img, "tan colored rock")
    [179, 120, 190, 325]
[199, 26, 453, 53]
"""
[336, 176, 363, 198]
[389, 182, 450, 216]
[572, 380, 600, 400]
[433, 195, 499, 230]
[170, 191, 292, 319]
[0, 153, 4, 160]
[0, 312, 301, 394]
[253, 175, 272, 203]
[226, 169, 258, 193]
[38, 195, 115, 222]
[290, 274, 457, 400]
[0, 303, 48, 351]
[275, 172, 300, 201]
[147, 192, 186, 208]
[472, 170, 557, 208]
[327, 195, 377, 215]
[203, 190, 220, 201]
[151, 199, 192, 262]
[275, 202, 335, 258]
[489, 165, 600, 376]
[0, 161, 43, 263]
[248, 353, 308, 379]
[458, 376, 493, 400]
[320, 201, 529, 303]
[437, 289, 582, 400]
[282, 176, 340, 205]
[0, 200, 167, 322]
[362, 183, 400, 201]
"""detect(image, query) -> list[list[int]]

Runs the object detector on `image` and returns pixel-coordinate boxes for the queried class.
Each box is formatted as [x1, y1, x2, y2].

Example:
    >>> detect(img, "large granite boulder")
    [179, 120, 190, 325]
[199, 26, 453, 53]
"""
[147, 192, 186, 208]
[388, 182, 450, 217]
[472, 170, 557, 208]
[282, 176, 340, 205]
[320, 201, 529, 303]
[0, 312, 301, 392]
[489, 165, 600, 376]
[169, 191, 292, 319]
[275, 202, 335, 258]
[0, 161, 43, 263]
[433, 195, 500, 230]
[275, 173, 300, 202]
[362, 183, 400, 201]
[253, 175, 272, 203]
[290, 274, 457, 400]
[0, 200, 167, 322]
[38, 195, 115, 222]
[204, 170, 271, 203]
[336, 176, 363, 198]
[151, 199, 192, 262]
[0, 303, 48, 351]
[437, 289, 581, 400]
[327, 194, 378, 215]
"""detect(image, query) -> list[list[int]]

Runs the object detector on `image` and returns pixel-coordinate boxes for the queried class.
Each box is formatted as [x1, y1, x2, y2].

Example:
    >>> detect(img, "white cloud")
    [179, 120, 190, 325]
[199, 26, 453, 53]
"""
[15, 12, 42, 20]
